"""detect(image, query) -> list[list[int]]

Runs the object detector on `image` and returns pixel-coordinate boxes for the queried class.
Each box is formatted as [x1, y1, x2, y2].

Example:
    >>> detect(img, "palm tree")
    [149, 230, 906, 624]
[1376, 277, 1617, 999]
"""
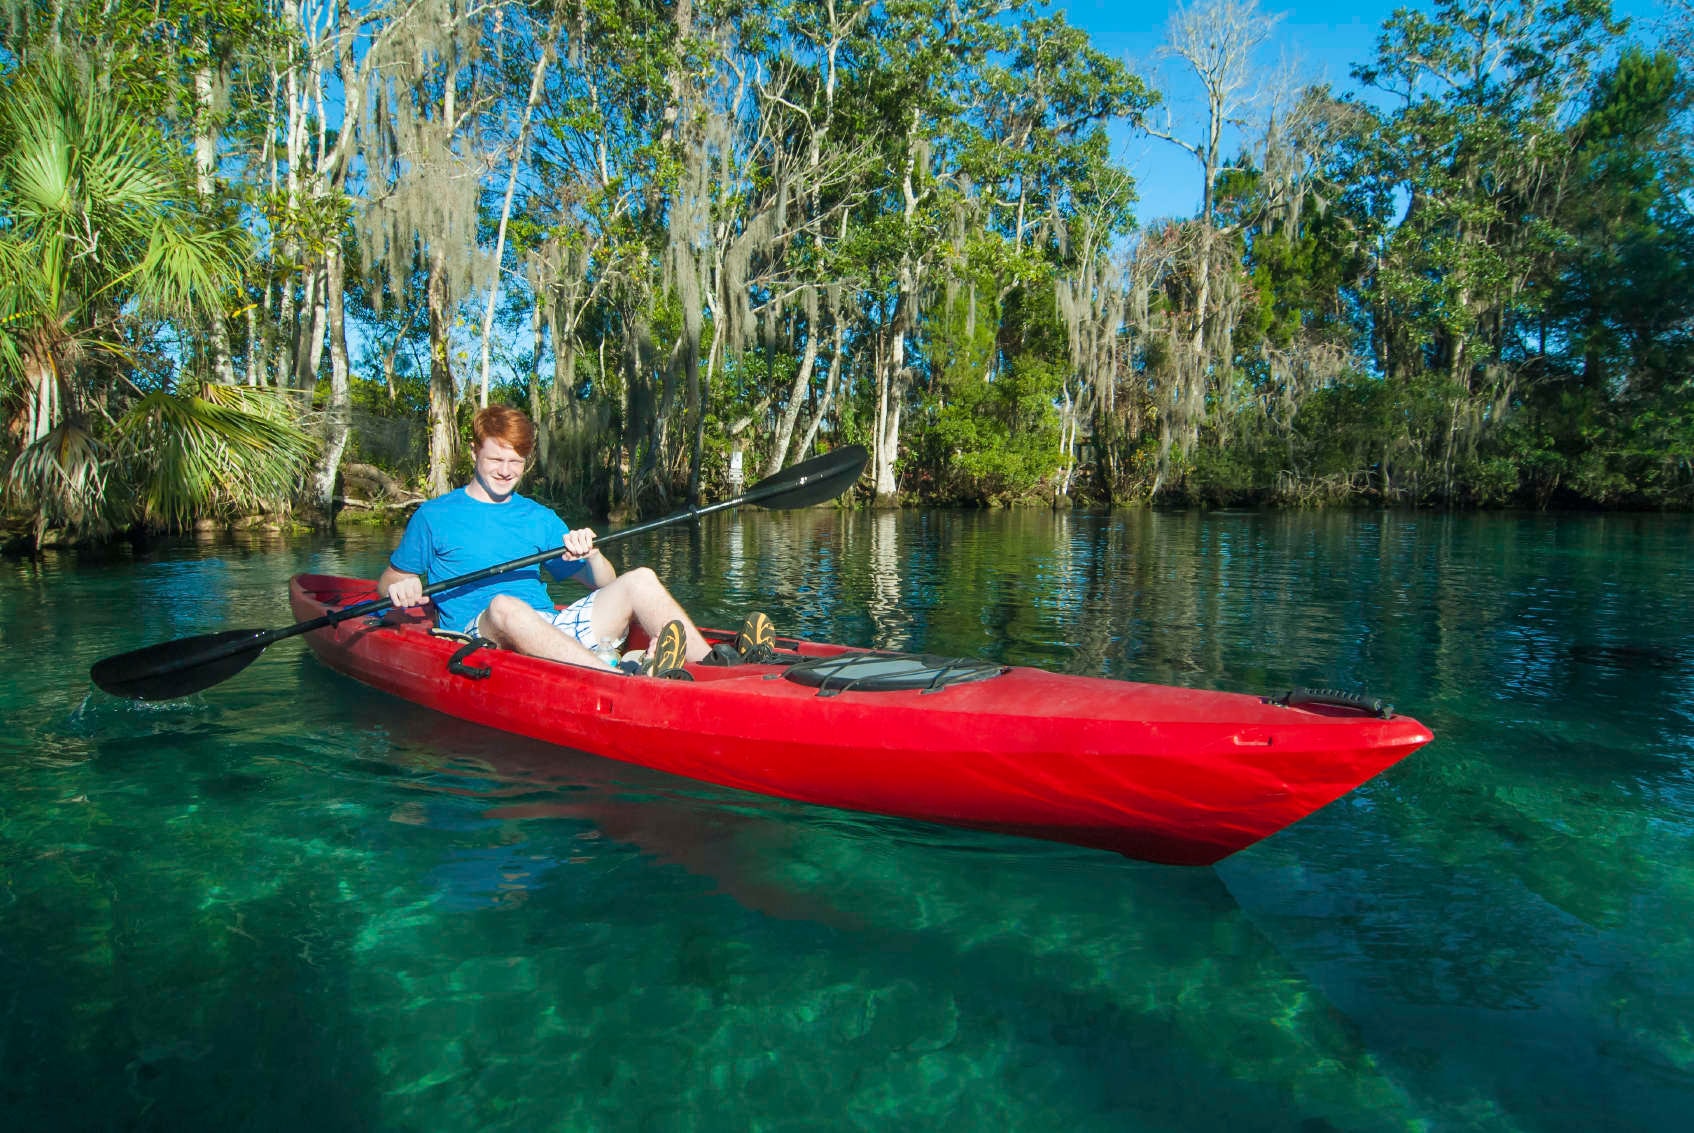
[0, 53, 316, 545]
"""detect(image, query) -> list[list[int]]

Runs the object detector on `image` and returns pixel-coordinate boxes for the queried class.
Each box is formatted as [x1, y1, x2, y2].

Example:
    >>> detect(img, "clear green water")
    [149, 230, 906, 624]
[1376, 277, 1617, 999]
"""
[3, 510, 1691, 1131]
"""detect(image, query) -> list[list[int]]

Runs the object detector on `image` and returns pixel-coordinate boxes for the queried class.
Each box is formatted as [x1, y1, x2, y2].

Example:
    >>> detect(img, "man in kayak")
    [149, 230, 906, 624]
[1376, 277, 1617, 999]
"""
[378, 405, 771, 676]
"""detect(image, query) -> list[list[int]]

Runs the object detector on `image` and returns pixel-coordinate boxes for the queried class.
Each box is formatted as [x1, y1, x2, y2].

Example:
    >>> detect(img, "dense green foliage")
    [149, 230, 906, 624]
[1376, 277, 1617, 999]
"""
[0, 0, 1689, 544]
[0, 50, 315, 544]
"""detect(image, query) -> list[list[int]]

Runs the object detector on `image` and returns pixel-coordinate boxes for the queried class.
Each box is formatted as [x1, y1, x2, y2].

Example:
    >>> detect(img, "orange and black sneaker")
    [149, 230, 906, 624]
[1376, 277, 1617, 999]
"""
[734, 611, 778, 664]
[640, 619, 691, 680]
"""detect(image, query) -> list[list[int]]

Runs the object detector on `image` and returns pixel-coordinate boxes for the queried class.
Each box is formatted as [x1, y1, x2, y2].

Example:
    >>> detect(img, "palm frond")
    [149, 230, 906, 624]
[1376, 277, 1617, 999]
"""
[7, 134, 75, 219]
[127, 221, 250, 315]
[0, 333, 21, 397]
[0, 51, 250, 476]
[197, 381, 304, 420]
[4, 420, 122, 537]
[0, 239, 40, 392]
[118, 388, 319, 527]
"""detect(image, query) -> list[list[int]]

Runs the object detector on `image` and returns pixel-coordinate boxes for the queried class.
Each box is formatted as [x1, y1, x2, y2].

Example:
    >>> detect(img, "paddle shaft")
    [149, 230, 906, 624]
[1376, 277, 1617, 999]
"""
[90, 445, 867, 696]
[143, 509, 703, 677]
[285, 487, 771, 644]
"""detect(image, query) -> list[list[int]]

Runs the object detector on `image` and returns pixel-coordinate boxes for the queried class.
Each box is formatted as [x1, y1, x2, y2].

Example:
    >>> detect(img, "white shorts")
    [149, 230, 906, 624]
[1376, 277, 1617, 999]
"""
[467, 593, 624, 651]
[549, 591, 627, 650]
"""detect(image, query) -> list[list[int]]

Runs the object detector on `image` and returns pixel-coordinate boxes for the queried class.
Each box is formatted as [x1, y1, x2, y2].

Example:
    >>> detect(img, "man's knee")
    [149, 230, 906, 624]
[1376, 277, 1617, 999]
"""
[484, 593, 531, 630]
[623, 566, 661, 593]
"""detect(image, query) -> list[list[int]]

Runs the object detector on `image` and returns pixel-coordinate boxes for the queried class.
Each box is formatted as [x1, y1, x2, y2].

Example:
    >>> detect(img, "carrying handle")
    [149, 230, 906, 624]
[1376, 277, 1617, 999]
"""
[1268, 687, 1395, 719]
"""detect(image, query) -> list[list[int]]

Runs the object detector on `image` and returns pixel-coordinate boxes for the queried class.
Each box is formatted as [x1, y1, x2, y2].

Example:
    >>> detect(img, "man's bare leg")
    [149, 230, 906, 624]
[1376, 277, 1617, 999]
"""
[476, 594, 606, 668]
[588, 567, 711, 662]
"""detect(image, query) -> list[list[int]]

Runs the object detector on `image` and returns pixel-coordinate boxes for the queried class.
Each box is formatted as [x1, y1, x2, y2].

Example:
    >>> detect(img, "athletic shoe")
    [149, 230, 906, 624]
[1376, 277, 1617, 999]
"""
[735, 611, 777, 663]
[640, 619, 689, 678]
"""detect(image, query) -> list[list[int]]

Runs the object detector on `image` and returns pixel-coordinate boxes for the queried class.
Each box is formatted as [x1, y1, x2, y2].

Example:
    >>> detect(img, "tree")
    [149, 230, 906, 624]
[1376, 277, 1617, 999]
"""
[1347, 0, 1624, 501]
[1528, 47, 1694, 503]
[0, 54, 313, 544]
[356, 0, 501, 496]
[1142, 0, 1285, 492]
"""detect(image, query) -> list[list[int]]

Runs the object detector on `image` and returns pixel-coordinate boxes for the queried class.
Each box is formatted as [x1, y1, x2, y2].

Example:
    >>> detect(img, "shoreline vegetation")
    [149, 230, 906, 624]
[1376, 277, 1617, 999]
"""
[2, 0, 1691, 553]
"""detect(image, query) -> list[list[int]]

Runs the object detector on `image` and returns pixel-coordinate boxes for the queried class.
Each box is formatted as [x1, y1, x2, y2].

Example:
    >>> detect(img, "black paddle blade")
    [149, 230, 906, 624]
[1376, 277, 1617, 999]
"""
[89, 629, 271, 701]
[751, 445, 868, 510]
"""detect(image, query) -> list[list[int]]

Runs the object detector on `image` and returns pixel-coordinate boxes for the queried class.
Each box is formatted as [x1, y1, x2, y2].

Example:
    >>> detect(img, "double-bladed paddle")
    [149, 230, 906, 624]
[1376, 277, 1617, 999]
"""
[91, 445, 869, 701]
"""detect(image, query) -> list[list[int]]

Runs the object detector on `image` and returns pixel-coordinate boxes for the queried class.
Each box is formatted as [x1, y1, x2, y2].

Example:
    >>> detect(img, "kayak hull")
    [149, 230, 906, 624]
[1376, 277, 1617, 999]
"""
[290, 574, 1432, 865]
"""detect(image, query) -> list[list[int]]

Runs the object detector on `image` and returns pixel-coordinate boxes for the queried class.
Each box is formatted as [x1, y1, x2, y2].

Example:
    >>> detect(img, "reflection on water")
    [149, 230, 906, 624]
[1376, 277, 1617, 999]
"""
[867, 510, 905, 649]
[2, 510, 1692, 1131]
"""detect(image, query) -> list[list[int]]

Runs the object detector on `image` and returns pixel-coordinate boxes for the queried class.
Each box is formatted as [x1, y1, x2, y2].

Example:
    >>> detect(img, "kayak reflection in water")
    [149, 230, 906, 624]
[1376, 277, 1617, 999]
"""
[377, 405, 712, 675]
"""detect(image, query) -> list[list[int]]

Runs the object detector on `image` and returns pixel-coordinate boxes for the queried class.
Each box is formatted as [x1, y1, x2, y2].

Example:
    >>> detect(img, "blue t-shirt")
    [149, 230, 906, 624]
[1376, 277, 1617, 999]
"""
[389, 488, 592, 632]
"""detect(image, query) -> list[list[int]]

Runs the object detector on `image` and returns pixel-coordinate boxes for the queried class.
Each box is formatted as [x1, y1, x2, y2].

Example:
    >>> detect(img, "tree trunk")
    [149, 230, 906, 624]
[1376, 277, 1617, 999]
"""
[548, 299, 566, 422]
[275, 267, 297, 392]
[765, 286, 823, 476]
[528, 293, 546, 426]
[672, 215, 705, 507]
[278, 9, 305, 393]
[427, 248, 457, 496]
[16, 342, 60, 446]
[294, 263, 325, 391]
[872, 320, 905, 505]
[193, 62, 238, 387]
[794, 309, 846, 460]
[478, 29, 558, 405]
[689, 310, 719, 502]
[871, 105, 927, 506]
[310, 238, 353, 517]
[245, 303, 264, 387]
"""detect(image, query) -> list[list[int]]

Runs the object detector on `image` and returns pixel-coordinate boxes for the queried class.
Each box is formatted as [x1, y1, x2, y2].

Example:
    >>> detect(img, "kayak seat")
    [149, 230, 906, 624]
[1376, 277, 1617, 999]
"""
[782, 652, 1007, 697]
[700, 642, 747, 666]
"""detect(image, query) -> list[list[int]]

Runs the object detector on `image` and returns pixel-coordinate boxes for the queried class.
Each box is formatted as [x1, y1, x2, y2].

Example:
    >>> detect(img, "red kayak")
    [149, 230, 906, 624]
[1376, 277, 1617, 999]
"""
[290, 573, 1432, 865]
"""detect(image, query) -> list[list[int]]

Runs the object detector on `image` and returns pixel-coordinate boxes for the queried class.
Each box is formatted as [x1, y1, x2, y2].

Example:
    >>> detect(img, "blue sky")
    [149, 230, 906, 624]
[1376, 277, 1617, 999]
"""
[1053, 0, 1669, 222]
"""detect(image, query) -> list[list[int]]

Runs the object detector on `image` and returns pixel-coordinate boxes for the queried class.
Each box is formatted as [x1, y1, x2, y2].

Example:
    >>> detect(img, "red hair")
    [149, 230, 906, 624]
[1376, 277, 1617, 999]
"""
[472, 405, 536, 458]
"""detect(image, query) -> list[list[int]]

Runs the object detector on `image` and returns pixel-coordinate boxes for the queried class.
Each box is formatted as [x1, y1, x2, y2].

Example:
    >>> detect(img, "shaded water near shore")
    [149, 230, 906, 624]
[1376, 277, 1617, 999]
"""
[3, 508, 1691, 1131]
